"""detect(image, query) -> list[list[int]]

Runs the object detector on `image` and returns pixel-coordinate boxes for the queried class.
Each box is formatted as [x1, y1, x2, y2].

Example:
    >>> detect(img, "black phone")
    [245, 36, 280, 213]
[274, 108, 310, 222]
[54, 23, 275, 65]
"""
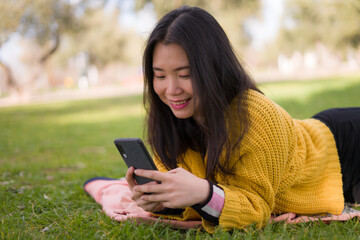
[114, 138, 158, 185]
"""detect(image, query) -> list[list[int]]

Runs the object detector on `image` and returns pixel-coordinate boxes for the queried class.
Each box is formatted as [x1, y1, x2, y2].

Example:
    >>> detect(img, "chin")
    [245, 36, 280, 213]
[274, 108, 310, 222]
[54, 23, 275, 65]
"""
[173, 113, 193, 119]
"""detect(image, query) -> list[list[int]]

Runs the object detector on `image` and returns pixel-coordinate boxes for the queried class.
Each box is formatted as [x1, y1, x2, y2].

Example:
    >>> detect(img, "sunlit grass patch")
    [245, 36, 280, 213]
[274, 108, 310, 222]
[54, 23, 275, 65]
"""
[260, 74, 360, 102]
[48, 102, 144, 125]
[259, 75, 360, 118]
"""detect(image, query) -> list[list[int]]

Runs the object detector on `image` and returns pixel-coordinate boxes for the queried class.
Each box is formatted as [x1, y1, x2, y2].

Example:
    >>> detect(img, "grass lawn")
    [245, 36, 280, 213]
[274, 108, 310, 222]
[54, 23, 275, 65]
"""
[1, 75, 360, 239]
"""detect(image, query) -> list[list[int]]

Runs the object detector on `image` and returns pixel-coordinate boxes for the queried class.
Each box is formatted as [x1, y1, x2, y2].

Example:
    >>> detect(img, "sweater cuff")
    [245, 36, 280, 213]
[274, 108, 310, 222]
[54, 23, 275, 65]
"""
[191, 180, 225, 224]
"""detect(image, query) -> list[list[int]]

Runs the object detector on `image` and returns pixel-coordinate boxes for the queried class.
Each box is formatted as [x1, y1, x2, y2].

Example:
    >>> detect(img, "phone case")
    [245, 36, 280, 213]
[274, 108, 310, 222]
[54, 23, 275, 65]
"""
[114, 138, 158, 185]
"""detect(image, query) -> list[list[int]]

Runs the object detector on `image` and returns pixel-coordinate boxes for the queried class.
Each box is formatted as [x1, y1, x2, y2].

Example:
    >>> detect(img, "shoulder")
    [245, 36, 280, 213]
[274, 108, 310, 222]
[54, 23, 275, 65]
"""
[245, 89, 285, 116]
[226, 89, 295, 142]
[228, 89, 294, 134]
[236, 90, 296, 153]
[245, 89, 293, 127]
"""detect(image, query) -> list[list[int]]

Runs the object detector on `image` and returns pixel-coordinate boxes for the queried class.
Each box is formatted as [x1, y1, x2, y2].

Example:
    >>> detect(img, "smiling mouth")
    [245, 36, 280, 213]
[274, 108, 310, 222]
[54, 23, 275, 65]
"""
[169, 98, 191, 109]
[171, 99, 190, 105]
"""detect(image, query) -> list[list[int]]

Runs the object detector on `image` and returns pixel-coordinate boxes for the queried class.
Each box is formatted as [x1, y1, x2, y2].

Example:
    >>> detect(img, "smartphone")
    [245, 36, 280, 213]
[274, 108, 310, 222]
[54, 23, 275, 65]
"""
[114, 138, 158, 185]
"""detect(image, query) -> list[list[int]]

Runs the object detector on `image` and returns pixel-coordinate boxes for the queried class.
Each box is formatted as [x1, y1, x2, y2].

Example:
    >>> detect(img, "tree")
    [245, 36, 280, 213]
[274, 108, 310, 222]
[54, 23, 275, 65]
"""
[59, 7, 141, 67]
[0, 0, 31, 95]
[134, 0, 260, 50]
[0, 0, 262, 97]
[276, 0, 360, 55]
[0, 0, 107, 96]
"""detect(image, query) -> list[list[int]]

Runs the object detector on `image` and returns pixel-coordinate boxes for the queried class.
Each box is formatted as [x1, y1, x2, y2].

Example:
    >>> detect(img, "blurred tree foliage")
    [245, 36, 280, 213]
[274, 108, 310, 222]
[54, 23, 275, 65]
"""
[0, 0, 137, 95]
[0, 0, 89, 94]
[135, 0, 260, 48]
[276, 0, 360, 55]
[0, 0, 89, 62]
[57, 6, 140, 67]
[0, 0, 261, 96]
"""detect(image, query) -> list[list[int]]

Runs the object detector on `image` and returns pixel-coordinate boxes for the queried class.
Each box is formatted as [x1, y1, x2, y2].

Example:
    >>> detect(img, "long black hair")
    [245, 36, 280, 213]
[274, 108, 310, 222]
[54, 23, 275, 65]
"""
[143, 6, 260, 181]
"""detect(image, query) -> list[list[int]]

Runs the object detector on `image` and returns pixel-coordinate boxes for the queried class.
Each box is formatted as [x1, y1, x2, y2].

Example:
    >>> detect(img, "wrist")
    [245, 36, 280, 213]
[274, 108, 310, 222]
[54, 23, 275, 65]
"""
[193, 179, 212, 207]
[191, 181, 225, 224]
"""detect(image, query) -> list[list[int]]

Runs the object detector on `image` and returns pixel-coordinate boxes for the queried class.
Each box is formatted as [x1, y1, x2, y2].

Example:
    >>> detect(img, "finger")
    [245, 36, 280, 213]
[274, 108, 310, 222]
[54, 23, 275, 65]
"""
[131, 188, 143, 201]
[168, 168, 181, 174]
[125, 166, 136, 191]
[153, 203, 164, 212]
[140, 192, 169, 203]
[133, 180, 164, 194]
[133, 181, 161, 194]
[140, 195, 173, 209]
[139, 201, 164, 212]
[134, 169, 166, 182]
[133, 192, 161, 209]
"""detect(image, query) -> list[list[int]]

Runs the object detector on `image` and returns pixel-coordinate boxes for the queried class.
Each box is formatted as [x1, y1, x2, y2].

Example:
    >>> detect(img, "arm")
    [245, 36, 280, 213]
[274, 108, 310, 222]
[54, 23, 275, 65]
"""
[201, 92, 297, 232]
[191, 181, 225, 224]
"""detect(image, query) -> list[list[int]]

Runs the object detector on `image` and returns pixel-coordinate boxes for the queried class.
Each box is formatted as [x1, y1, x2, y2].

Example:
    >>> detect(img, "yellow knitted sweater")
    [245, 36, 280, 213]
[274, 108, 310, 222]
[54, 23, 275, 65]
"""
[153, 89, 344, 232]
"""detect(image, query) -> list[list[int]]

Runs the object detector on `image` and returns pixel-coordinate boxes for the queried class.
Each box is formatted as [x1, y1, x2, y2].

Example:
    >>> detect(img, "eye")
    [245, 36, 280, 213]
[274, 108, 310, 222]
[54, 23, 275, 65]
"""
[154, 75, 165, 79]
[179, 75, 190, 79]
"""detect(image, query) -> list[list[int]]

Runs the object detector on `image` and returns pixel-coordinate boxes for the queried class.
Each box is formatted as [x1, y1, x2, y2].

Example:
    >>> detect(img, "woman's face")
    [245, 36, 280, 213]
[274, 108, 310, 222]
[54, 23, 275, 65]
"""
[152, 42, 195, 119]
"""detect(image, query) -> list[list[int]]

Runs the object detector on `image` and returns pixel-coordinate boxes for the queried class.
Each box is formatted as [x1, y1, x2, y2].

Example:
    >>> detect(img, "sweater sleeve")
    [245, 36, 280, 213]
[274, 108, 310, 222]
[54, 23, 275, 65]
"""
[191, 181, 225, 223]
[152, 153, 169, 173]
[203, 91, 296, 232]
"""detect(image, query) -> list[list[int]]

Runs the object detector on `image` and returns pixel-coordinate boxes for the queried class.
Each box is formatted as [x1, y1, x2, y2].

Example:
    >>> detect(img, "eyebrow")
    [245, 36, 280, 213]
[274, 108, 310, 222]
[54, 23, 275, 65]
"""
[153, 66, 190, 72]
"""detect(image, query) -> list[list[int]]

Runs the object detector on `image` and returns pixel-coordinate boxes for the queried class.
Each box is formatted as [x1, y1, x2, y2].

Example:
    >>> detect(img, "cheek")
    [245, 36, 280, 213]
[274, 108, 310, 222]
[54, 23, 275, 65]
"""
[153, 79, 162, 95]
[185, 81, 194, 95]
[153, 80, 166, 101]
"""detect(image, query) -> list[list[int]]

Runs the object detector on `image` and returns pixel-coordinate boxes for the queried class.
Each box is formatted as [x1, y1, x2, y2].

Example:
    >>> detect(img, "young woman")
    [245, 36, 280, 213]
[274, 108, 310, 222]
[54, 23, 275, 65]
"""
[125, 6, 360, 232]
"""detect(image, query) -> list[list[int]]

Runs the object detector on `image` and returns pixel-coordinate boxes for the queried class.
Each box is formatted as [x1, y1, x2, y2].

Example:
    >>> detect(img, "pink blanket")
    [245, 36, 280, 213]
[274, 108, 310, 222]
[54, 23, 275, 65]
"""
[84, 178, 360, 228]
[84, 177, 202, 229]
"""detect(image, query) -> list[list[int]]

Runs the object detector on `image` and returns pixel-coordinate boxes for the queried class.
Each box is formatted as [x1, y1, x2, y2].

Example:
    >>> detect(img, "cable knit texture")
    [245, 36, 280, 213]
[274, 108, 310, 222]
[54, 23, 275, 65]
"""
[152, 89, 344, 232]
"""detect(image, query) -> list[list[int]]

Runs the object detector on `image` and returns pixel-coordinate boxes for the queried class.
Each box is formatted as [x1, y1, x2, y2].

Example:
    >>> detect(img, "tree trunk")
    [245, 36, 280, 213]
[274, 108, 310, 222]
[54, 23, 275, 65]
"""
[26, 33, 61, 91]
[40, 33, 60, 63]
[0, 60, 20, 95]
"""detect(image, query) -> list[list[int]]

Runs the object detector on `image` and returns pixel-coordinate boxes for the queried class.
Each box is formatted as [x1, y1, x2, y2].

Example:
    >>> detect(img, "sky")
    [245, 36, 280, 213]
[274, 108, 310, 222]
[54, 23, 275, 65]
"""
[245, 0, 285, 49]
[0, 34, 23, 69]
[107, 0, 157, 35]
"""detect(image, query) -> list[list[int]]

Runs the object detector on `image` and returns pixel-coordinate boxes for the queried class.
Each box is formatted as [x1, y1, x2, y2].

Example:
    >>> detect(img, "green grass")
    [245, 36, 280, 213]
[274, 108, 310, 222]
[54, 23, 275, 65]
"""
[1, 75, 360, 239]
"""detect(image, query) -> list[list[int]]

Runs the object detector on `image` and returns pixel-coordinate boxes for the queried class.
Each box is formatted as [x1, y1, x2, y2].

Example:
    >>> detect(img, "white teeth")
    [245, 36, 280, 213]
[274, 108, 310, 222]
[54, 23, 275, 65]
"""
[172, 100, 187, 105]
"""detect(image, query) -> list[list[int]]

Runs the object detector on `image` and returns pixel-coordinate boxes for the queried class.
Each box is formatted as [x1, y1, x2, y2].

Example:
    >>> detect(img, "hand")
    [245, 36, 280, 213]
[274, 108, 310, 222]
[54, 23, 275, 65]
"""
[132, 167, 210, 209]
[125, 166, 164, 212]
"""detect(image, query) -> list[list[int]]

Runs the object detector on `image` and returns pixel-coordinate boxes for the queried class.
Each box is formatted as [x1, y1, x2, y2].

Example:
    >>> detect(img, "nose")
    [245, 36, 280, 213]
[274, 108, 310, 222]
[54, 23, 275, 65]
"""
[166, 78, 183, 95]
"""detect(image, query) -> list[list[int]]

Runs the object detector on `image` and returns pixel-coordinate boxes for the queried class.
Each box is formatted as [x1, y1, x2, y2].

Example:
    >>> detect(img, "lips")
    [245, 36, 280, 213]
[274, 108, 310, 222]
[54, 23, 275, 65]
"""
[169, 98, 191, 109]
[172, 100, 188, 105]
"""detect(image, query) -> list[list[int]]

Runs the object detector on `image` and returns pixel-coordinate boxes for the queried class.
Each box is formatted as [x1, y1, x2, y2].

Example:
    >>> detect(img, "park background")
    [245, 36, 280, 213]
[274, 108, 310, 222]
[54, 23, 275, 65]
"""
[1, 0, 360, 238]
[1, 0, 360, 105]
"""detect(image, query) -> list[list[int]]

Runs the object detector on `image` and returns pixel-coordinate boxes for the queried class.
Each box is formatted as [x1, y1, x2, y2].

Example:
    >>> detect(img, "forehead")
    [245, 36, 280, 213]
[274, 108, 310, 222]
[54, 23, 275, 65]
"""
[152, 42, 189, 67]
